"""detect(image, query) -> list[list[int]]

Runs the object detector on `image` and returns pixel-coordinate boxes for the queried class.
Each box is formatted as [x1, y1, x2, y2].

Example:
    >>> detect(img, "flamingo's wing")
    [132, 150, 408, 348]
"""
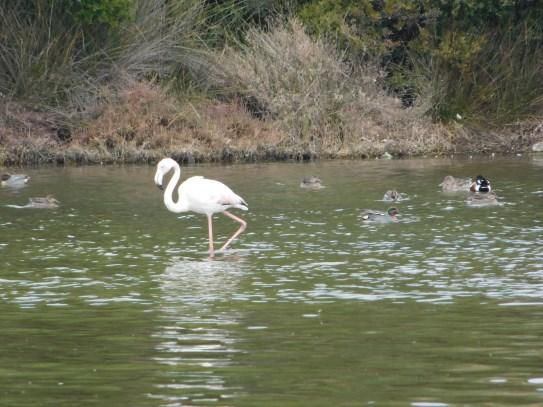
[206, 179, 248, 209]
[182, 177, 248, 211]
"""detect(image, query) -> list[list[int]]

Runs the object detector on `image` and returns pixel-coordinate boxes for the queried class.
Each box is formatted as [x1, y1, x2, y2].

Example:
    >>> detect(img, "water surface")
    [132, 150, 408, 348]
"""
[1, 156, 542, 406]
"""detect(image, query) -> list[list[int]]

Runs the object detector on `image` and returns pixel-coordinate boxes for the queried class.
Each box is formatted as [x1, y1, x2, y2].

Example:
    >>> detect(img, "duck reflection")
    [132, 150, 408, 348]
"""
[149, 257, 246, 405]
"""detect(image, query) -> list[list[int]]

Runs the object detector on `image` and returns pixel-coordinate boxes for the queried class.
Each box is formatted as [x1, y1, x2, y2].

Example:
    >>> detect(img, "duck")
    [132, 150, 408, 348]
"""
[439, 175, 471, 192]
[27, 195, 60, 208]
[1, 173, 30, 187]
[466, 191, 499, 207]
[361, 207, 399, 223]
[300, 176, 323, 189]
[383, 190, 408, 202]
[6, 195, 60, 209]
[470, 174, 492, 193]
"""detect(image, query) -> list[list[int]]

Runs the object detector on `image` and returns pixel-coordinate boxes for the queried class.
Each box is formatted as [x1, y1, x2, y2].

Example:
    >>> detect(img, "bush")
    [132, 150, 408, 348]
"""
[213, 19, 350, 147]
[211, 18, 430, 155]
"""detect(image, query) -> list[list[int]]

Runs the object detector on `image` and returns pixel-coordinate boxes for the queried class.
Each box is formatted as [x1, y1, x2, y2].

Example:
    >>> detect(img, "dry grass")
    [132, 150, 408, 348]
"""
[2, 80, 541, 166]
[1, 80, 538, 166]
[73, 81, 286, 163]
[0, 81, 286, 165]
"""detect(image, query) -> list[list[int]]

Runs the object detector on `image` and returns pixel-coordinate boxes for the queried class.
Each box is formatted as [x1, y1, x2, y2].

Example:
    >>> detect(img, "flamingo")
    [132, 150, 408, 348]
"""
[154, 158, 248, 256]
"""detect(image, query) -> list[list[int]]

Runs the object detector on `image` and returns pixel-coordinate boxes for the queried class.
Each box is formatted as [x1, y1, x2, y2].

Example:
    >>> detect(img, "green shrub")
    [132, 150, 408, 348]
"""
[64, 0, 133, 27]
[296, 0, 543, 125]
[423, 23, 543, 127]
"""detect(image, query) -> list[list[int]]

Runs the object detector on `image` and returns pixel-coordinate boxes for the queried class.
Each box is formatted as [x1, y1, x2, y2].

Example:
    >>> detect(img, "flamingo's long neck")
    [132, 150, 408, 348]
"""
[164, 163, 190, 213]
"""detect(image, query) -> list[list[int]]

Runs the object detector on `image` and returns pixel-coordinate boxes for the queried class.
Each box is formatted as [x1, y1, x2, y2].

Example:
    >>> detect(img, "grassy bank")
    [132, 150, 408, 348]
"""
[1, 3, 542, 166]
[2, 84, 539, 166]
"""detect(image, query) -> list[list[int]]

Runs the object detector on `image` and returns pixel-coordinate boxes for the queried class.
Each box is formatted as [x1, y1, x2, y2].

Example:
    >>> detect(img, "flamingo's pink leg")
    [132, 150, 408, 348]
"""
[219, 210, 247, 252]
[207, 214, 215, 257]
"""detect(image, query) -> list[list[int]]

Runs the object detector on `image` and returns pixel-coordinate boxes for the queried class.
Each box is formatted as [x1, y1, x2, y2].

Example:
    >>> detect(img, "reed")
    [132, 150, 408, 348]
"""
[0, 0, 209, 112]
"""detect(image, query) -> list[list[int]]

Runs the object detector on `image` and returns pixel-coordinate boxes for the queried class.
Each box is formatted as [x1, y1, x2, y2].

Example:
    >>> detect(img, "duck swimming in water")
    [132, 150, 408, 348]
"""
[1, 173, 30, 187]
[28, 195, 60, 208]
[6, 195, 60, 209]
[300, 176, 323, 189]
[470, 174, 492, 193]
[439, 175, 471, 192]
[466, 191, 499, 207]
[361, 207, 399, 223]
[383, 190, 408, 202]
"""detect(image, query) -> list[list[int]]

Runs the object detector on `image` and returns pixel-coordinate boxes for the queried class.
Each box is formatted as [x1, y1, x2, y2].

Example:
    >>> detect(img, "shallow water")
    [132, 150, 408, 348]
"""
[1, 156, 542, 406]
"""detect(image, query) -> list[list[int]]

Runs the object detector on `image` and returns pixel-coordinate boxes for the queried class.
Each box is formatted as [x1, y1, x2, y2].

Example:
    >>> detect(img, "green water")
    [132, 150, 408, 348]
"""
[1, 157, 542, 406]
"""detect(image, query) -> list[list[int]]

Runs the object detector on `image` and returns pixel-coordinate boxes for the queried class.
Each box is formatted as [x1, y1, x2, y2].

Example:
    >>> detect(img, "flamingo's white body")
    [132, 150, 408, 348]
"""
[154, 158, 248, 256]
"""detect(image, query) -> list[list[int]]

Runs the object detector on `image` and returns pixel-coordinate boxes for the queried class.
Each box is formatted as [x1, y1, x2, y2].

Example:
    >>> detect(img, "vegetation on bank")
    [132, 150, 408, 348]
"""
[1, 0, 542, 165]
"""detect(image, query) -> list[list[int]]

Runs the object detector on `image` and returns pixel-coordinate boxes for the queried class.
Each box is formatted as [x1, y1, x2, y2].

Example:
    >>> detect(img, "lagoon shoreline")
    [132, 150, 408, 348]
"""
[2, 101, 542, 167]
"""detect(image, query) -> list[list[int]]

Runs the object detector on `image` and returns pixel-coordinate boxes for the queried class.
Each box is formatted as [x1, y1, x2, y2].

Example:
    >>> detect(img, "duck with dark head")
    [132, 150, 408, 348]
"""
[361, 207, 399, 223]
[467, 175, 499, 206]
[470, 175, 491, 193]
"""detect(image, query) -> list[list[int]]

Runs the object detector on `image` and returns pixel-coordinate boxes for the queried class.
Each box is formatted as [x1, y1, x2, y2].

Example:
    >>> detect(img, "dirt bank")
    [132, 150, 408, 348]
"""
[1, 84, 542, 166]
